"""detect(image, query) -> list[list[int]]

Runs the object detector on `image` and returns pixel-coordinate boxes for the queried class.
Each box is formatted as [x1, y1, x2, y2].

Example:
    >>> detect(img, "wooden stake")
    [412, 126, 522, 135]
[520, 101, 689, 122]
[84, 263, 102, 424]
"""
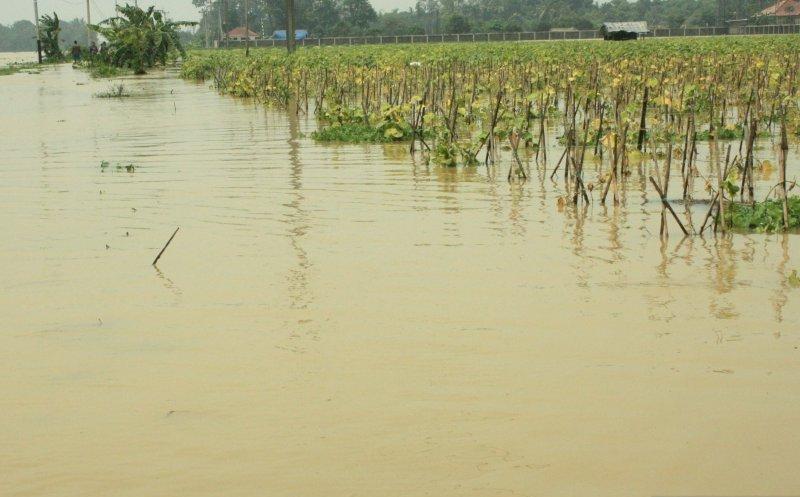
[649, 177, 689, 236]
[699, 192, 719, 234]
[637, 86, 648, 151]
[152, 227, 180, 266]
[780, 113, 789, 230]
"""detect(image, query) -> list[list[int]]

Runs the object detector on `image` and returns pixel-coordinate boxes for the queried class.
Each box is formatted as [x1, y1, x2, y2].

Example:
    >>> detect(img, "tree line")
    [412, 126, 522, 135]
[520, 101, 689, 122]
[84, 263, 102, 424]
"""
[194, 0, 771, 40]
[0, 0, 776, 52]
[0, 18, 89, 52]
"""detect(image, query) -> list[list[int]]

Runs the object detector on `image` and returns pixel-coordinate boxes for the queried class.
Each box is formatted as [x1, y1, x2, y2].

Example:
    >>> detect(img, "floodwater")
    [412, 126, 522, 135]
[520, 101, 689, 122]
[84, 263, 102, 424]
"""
[1, 64, 798, 497]
[0, 51, 37, 67]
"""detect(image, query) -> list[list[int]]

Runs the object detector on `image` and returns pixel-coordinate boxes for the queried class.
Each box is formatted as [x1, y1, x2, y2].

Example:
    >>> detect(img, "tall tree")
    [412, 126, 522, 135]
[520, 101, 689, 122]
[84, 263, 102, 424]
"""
[339, 0, 378, 26]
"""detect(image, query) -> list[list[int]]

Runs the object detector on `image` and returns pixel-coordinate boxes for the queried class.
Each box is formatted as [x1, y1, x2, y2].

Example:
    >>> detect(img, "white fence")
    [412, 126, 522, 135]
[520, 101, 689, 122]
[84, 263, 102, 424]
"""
[212, 24, 800, 49]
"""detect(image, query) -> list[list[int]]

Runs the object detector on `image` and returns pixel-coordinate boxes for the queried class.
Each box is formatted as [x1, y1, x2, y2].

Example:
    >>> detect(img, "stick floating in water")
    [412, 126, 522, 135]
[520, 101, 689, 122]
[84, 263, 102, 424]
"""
[649, 178, 689, 236]
[152, 227, 180, 266]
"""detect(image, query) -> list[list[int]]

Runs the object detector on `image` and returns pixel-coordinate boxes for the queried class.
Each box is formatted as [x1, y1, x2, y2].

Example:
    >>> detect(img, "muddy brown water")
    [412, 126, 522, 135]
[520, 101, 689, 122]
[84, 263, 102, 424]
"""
[0, 52, 37, 67]
[1, 64, 799, 497]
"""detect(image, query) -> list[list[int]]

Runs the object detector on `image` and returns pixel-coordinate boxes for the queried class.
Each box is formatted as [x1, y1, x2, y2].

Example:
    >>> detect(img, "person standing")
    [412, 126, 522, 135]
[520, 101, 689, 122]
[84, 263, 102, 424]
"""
[71, 41, 82, 63]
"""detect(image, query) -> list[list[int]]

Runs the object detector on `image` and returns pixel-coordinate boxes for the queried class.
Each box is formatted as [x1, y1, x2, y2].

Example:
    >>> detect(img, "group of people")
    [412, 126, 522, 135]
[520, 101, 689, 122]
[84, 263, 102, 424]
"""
[70, 40, 108, 63]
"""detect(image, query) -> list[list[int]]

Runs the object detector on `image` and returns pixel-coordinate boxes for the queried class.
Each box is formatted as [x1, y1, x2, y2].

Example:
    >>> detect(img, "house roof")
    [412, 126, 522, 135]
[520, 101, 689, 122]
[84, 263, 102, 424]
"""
[760, 0, 800, 16]
[226, 27, 259, 37]
[601, 22, 649, 33]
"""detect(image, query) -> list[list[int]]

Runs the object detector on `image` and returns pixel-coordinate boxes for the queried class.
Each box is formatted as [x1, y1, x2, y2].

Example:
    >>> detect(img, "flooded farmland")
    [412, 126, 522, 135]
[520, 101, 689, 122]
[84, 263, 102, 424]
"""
[1, 63, 799, 496]
[0, 52, 36, 67]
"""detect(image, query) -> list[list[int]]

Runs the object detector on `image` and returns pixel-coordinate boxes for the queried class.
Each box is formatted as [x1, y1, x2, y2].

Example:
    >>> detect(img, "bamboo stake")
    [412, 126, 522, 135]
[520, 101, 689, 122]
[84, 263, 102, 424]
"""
[660, 142, 673, 236]
[637, 86, 648, 151]
[152, 227, 180, 266]
[699, 192, 720, 234]
[650, 177, 689, 236]
[780, 112, 789, 230]
[717, 145, 732, 233]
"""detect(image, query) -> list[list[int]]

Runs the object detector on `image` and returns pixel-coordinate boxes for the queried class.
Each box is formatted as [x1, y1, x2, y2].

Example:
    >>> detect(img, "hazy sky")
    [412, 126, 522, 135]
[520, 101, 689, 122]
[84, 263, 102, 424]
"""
[0, 0, 418, 25]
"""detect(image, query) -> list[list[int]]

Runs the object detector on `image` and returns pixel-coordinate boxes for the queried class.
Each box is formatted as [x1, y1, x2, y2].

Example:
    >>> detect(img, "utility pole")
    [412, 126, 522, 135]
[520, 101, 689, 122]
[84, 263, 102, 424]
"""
[86, 0, 93, 45]
[426, 0, 433, 34]
[33, 0, 42, 63]
[218, 0, 225, 47]
[204, 3, 210, 48]
[244, 0, 250, 56]
[286, 0, 295, 53]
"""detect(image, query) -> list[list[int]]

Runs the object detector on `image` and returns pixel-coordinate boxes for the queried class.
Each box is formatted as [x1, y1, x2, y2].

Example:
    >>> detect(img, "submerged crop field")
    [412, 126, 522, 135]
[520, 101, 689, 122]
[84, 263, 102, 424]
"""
[183, 36, 800, 233]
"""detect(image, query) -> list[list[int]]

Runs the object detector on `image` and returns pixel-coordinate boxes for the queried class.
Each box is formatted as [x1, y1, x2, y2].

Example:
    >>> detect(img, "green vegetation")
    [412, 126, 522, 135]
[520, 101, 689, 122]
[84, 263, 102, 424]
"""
[94, 83, 131, 98]
[311, 122, 412, 143]
[695, 124, 744, 141]
[191, 0, 758, 40]
[100, 160, 135, 172]
[184, 36, 800, 231]
[74, 58, 131, 78]
[0, 0, 784, 54]
[87, 63, 128, 78]
[0, 13, 64, 77]
[0, 0, 778, 50]
[313, 105, 413, 143]
[313, 124, 393, 143]
[182, 37, 800, 163]
[90, 5, 195, 74]
[0, 18, 88, 52]
[39, 13, 65, 62]
[724, 197, 800, 232]
[193, 0, 377, 40]
[0, 62, 43, 76]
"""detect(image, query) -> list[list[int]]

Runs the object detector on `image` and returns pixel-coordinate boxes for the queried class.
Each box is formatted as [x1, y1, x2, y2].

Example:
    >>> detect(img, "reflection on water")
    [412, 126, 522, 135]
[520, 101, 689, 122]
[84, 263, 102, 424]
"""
[154, 265, 183, 300]
[772, 234, 792, 324]
[285, 99, 313, 312]
[1, 64, 799, 497]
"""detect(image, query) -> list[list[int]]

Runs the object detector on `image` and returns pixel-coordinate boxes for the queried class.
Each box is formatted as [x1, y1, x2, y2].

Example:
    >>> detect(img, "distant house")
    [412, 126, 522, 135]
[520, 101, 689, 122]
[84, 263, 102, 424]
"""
[600, 21, 649, 40]
[759, 0, 800, 24]
[226, 27, 259, 41]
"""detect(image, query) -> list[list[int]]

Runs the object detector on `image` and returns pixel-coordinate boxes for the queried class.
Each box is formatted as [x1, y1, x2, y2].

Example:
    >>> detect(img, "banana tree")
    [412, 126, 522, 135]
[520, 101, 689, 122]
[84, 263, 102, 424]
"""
[39, 13, 65, 62]
[90, 5, 195, 74]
